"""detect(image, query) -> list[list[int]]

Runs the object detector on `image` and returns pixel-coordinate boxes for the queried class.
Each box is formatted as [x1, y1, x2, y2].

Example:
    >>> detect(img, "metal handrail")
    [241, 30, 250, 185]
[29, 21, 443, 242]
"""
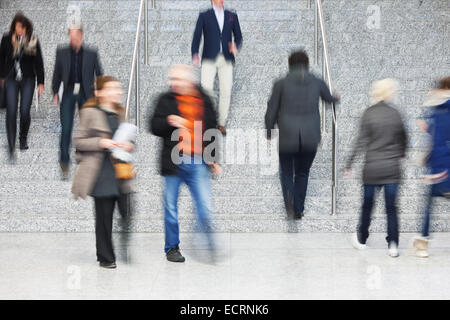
[314, 0, 338, 215]
[125, 0, 147, 126]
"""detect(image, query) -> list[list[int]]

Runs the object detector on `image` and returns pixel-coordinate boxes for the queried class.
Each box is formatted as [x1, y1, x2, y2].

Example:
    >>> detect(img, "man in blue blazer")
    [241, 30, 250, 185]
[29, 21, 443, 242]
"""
[191, 0, 243, 135]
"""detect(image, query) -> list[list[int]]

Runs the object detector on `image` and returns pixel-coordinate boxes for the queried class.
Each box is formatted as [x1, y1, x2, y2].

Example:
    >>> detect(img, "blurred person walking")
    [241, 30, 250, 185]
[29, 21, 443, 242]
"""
[72, 76, 134, 269]
[265, 50, 339, 220]
[150, 65, 221, 263]
[52, 22, 103, 179]
[346, 78, 408, 258]
[412, 77, 450, 258]
[191, 0, 243, 135]
[0, 12, 44, 160]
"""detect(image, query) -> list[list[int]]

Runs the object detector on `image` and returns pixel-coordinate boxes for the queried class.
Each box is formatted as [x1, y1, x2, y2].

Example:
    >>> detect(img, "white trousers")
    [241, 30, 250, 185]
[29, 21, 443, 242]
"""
[201, 54, 233, 126]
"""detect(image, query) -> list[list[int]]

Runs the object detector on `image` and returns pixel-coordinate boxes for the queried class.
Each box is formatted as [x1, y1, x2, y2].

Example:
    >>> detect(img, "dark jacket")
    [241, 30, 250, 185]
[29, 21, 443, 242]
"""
[52, 44, 103, 99]
[0, 33, 44, 84]
[265, 68, 338, 153]
[346, 101, 408, 185]
[149, 88, 218, 176]
[191, 8, 243, 64]
[427, 99, 450, 191]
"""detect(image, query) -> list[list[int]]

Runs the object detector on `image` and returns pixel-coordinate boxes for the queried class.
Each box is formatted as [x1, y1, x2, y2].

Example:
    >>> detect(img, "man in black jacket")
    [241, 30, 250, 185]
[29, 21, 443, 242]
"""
[150, 65, 221, 263]
[265, 50, 339, 220]
[51, 24, 103, 177]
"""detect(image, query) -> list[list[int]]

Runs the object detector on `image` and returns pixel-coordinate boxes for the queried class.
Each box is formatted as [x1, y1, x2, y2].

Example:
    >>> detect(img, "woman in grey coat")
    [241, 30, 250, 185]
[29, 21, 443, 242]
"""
[346, 78, 408, 257]
[265, 50, 339, 220]
[72, 76, 134, 269]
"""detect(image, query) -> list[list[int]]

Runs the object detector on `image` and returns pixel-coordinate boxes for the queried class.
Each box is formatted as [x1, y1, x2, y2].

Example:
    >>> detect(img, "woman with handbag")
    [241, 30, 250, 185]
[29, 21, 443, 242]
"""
[0, 12, 45, 159]
[72, 76, 135, 269]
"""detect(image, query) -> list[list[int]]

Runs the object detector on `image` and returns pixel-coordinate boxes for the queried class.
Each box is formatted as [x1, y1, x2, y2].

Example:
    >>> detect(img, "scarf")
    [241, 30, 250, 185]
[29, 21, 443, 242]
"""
[423, 89, 450, 107]
[12, 32, 38, 58]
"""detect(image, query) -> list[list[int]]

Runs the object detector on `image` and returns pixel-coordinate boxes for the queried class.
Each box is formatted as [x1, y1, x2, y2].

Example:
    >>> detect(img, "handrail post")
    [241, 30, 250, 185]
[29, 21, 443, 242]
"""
[321, 46, 326, 134]
[316, 0, 337, 215]
[144, 0, 148, 65]
[317, 0, 332, 93]
[314, 0, 318, 65]
[136, 41, 140, 129]
[125, 0, 145, 122]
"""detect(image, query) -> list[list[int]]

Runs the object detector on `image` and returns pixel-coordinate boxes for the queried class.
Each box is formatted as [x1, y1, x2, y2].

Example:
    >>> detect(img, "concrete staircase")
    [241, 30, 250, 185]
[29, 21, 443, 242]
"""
[0, 0, 449, 232]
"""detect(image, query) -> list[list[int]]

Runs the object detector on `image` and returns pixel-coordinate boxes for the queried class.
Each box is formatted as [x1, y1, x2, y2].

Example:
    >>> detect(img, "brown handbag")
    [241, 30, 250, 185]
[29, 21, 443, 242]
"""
[114, 162, 136, 180]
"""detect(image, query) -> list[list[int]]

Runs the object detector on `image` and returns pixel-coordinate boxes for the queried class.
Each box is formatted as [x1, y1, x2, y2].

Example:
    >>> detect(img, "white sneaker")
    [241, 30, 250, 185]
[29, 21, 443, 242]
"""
[388, 242, 399, 258]
[351, 233, 367, 250]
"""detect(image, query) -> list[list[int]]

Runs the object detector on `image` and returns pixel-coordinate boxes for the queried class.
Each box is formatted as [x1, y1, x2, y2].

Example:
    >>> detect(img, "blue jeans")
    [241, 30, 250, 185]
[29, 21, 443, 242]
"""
[358, 184, 399, 245]
[5, 77, 35, 151]
[60, 88, 86, 164]
[422, 184, 447, 237]
[163, 158, 213, 253]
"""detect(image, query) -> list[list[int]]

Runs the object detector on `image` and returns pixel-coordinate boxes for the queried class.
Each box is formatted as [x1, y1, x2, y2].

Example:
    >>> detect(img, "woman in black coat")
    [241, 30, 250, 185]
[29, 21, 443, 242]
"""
[0, 12, 45, 159]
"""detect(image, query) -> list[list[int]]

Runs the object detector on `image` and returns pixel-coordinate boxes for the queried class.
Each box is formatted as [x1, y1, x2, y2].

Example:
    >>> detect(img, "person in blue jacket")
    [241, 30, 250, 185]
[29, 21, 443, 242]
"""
[191, 0, 243, 135]
[413, 76, 450, 258]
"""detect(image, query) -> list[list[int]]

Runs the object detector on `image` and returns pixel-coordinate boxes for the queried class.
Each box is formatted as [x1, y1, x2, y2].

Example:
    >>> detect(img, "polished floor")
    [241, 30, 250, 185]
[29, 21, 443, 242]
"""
[1, 232, 450, 300]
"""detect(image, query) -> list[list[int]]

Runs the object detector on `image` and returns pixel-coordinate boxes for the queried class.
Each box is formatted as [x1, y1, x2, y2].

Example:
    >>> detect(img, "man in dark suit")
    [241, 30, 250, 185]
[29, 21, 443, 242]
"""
[52, 23, 103, 177]
[191, 0, 242, 135]
[265, 50, 339, 220]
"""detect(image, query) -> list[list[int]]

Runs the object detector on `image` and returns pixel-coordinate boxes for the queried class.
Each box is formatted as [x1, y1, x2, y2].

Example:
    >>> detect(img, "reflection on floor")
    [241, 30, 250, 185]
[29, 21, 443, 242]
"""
[1, 232, 450, 299]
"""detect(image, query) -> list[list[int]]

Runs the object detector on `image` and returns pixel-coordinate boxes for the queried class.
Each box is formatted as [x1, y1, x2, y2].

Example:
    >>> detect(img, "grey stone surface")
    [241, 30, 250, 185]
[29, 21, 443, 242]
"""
[0, 0, 449, 232]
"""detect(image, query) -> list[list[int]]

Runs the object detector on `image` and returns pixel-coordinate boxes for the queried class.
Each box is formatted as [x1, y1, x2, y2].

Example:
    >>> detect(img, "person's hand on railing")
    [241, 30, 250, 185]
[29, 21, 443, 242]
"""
[333, 92, 340, 102]
[192, 54, 200, 68]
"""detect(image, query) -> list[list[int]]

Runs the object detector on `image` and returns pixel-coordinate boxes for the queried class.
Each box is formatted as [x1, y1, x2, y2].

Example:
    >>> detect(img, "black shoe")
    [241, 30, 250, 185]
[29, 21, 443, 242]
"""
[8, 148, 16, 163]
[285, 202, 295, 220]
[99, 261, 117, 269]
[166, 246, 185, 263]
[60, 162, 69, 180]
[294, 212, 304, 220]
[19, 138, 28, 150]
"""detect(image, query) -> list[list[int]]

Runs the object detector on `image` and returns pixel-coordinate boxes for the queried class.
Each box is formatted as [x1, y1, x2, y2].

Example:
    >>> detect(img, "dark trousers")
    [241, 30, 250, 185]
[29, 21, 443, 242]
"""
[5, 77, 35, 151]
[422, 184, 447, 237]
[94, 194, 131, 264]
[358, 184, 399, 245]
[279, 150, 317, 215]
[60, 89, 86, 164]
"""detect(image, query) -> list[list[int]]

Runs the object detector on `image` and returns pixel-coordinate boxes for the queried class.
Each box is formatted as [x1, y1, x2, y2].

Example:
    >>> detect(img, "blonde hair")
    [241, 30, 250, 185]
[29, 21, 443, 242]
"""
[370, 78, 399, 104]
[167, 64, 198, 84]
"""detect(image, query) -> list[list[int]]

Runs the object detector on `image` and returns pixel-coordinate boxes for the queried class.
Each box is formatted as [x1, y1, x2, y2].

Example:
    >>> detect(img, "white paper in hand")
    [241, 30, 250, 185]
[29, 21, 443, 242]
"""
[111, 123, 137, 162]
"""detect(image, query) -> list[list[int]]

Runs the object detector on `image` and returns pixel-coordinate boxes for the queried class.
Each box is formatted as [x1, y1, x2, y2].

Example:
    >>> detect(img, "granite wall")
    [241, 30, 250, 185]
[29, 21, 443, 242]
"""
[0, 0, 449, 232]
